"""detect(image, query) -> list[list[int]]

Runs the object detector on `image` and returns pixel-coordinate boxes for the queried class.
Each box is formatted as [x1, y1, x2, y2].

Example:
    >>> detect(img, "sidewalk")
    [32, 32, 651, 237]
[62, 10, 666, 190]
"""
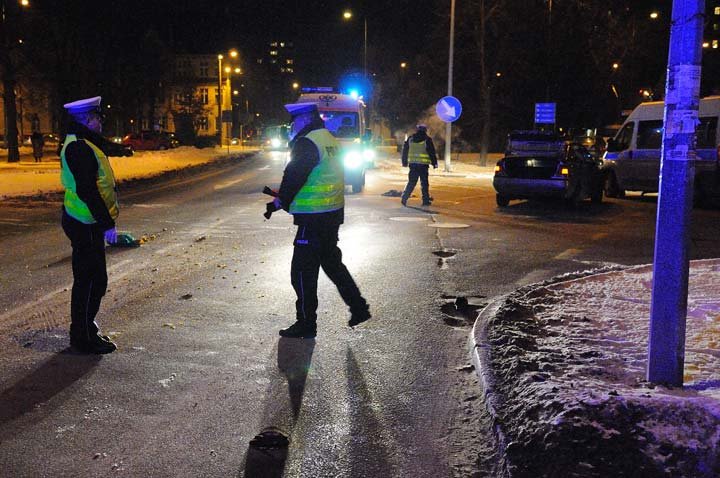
[0, 146, 253, 199]
[471, 260, 720, 477]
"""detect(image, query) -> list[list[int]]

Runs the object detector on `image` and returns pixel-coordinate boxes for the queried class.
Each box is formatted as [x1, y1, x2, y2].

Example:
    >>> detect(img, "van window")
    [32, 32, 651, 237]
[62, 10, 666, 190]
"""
[608, 122, 634, 152]
[320, 112, 359, 138]
[696, 116, 718, 149]
[637, 120, 663, 149]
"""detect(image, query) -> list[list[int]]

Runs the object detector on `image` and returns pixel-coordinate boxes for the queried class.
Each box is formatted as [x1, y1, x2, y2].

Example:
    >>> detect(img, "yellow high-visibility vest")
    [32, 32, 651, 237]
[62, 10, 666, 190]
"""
[289, 129, 345, 214]
[60, 134, 119, 224]
[408, 139, 431, 165]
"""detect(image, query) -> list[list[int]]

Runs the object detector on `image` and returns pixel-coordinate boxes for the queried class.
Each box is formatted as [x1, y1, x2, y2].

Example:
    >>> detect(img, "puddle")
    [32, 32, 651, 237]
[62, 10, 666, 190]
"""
[433, 250, 457, 258]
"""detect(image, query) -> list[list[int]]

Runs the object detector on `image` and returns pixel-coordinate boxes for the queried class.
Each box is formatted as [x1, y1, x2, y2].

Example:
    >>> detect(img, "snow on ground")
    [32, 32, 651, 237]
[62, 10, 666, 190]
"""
[0, 146, 246, 198]
[481, 261, 720, 477]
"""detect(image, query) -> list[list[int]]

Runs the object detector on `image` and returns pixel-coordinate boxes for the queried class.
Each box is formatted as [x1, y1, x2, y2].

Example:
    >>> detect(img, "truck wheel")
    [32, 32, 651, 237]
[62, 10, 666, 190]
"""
[496, 194, 510, 207]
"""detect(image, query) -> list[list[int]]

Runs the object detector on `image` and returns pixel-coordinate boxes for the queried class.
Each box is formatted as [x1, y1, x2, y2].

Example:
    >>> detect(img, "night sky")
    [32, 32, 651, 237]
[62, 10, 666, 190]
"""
[46, 0, 437, 85]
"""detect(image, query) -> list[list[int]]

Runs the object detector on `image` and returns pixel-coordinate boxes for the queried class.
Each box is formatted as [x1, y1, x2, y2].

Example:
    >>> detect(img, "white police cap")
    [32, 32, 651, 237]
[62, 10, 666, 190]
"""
[284, 102, 318, 116]
[416, 123, 428, 130]
[63, 96, 102, 114]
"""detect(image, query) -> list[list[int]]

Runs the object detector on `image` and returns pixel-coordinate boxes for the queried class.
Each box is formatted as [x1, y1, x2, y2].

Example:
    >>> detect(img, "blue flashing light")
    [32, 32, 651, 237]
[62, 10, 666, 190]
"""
[301, 86, 334, 93]
[349, 90, 359, 99]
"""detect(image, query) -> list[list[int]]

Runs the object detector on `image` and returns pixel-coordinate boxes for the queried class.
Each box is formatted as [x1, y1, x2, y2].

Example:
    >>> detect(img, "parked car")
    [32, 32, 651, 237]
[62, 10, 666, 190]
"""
[505, 130, 565, 157]
[493, 143, 604, 208]
[121, 131, 173, 151]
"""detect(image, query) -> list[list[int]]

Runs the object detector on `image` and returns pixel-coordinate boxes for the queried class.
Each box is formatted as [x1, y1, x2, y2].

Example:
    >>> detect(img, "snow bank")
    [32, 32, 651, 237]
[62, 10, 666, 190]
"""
[484, 261, 720, 477]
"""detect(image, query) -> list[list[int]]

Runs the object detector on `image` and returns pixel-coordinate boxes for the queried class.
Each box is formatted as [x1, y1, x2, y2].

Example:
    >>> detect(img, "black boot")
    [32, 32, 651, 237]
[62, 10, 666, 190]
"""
[348, 306, 372, 327]
[70, 334, 117, 354]
[279, 321, 317, 339]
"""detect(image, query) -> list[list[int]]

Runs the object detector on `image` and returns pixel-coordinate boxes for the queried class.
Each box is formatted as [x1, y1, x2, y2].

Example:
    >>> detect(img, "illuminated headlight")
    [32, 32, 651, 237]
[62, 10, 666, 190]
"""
[362, 149, 375, 161]
[343, 151, 363, 169]
[270, 138, 282, 148]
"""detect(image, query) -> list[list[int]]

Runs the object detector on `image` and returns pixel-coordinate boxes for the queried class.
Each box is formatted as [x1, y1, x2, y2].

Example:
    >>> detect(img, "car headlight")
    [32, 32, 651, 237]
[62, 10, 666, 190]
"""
[270, 138, 282, 148]
[343, 151, 363, 169]
[362, 149, 375, 161]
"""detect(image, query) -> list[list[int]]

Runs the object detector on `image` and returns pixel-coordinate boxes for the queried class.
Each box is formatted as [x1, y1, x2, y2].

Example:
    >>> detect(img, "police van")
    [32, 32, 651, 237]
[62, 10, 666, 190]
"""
[602, 96, 720, 203]
[293, 88, 371, 193]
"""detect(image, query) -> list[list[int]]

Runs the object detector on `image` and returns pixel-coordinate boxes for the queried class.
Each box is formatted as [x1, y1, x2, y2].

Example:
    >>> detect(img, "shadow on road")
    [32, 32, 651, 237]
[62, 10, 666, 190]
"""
[345, 348, 394, 478]
[240, 337, 315, 478]
[0, 351, 100, 439]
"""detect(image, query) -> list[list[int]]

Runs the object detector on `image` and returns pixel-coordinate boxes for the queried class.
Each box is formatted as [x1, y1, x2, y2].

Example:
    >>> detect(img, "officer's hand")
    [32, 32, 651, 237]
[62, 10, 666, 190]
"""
[104, 227, 117, 244]
[272, 197, 282, 210]
[123, 147, 133, 157]
[433, 164, 438, 169]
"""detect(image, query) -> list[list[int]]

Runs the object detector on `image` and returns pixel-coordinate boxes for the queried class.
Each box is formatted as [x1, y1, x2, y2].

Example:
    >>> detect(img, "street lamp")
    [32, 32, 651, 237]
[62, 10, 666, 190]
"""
[342, 9, 368, 77]
[217, 54, 223, 144]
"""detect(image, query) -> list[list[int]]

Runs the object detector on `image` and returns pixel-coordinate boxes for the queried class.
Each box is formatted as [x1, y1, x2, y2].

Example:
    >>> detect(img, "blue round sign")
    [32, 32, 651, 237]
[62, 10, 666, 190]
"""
[436, 96, 462, 123]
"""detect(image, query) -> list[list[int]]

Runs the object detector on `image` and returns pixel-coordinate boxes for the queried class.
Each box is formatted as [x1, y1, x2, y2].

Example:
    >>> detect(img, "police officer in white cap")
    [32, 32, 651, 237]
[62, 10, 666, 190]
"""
[272, 102, 371, 338]
[59, 96, 132, 354]
[400, 123, 438, 206]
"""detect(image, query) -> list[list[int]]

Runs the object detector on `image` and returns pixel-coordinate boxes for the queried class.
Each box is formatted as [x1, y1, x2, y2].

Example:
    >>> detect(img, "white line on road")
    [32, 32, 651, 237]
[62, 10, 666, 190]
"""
[554, 248, 582, 260]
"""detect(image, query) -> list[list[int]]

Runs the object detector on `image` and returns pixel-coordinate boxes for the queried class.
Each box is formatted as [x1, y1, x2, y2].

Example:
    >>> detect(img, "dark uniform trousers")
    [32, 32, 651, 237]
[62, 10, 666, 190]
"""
[291, 224, 367, 325]
[402, 164, 431, 203]
[61, 210, 107, 341]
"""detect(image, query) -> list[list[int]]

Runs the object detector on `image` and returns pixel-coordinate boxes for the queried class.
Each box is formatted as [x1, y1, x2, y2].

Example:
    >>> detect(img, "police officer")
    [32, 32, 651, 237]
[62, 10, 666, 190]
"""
[60, 96, 132, 354]
[400, 124, 438, 206]
[274, 102, 371, 339]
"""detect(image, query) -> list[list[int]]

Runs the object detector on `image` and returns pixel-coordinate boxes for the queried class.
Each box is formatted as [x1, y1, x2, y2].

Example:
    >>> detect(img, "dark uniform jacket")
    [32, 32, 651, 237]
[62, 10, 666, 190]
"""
[62, 122, 131, 230]
[401, 130, 438, 168]
[278, 118, 344, 227]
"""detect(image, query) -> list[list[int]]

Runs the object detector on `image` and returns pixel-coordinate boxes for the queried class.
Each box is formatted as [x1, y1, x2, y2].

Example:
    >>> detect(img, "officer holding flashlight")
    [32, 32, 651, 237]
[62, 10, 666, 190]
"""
[273, 102, 371, 338]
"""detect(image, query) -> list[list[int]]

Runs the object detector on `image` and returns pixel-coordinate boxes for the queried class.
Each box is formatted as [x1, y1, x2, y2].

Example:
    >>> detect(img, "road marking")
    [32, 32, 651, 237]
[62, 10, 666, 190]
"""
[131, 203, 173, 208]
[214, 178, 245, 190]
[554, 248, 582, 260]
[258, 165, 271, 170]
[592, 232, 609, 240]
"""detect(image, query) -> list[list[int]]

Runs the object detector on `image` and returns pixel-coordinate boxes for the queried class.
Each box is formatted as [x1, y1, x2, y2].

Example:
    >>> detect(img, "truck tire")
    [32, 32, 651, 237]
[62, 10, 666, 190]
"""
[496, 194, 510, 207]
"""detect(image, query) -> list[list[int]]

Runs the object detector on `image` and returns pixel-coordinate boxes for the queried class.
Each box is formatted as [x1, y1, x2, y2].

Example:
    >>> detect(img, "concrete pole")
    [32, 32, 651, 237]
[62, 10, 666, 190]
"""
[217, 55, 223, 146]
[647, 0, 704, 386]
[444, 0, 456, 173]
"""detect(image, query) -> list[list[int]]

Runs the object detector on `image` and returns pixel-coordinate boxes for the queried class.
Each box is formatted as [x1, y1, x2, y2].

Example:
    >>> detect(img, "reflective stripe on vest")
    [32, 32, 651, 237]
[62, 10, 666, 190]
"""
[60, 134, 119, 224]
[408, 139, 431, 164]
[289, 129, 345, 214]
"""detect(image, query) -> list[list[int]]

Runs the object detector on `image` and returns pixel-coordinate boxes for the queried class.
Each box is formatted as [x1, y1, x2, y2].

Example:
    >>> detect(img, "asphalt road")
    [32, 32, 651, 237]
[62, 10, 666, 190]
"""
[0, 149, 719, 477]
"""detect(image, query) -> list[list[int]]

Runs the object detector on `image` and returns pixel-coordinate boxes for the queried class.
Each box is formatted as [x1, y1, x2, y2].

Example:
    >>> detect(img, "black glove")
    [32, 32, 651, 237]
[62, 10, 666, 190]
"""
[123, 147, 134, 157]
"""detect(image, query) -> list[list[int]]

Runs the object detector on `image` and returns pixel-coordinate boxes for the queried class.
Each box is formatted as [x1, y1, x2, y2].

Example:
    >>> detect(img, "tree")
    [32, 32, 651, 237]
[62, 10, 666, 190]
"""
[170, 86, 209, 143]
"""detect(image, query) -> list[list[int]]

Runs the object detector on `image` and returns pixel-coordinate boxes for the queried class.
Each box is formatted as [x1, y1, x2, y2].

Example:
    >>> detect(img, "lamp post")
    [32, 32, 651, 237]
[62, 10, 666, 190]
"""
[444, 0, 456, 172]
[217, 54, 223, 145]
[342, 10, 368, 77]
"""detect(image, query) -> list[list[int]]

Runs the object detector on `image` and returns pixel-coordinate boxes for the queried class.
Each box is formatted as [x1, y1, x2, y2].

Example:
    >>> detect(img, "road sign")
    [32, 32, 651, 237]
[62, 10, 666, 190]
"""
[534, 103, 556, 124]
[436, 96, 462, 123]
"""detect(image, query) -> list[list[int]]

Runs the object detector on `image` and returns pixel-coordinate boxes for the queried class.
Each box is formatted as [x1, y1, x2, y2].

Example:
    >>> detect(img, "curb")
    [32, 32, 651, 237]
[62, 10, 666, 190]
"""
[468, 296, 509, 470]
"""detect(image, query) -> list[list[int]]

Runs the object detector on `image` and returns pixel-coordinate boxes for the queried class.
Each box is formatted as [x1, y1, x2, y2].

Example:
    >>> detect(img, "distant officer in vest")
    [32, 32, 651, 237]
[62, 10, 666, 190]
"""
[60, 96, 132, 354]
[273, 102, 371, 338]
[400, 124, 438, 206]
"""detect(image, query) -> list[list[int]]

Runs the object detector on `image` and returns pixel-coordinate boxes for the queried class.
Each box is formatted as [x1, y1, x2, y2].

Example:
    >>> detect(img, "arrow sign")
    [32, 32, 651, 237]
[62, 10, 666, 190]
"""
[436, 96, 462, 123]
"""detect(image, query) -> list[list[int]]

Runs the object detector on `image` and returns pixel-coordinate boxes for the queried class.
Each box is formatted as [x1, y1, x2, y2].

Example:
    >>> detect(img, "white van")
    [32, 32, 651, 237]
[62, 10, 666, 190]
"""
[602, 96, 720, 203]
[294, 91, 371, 193]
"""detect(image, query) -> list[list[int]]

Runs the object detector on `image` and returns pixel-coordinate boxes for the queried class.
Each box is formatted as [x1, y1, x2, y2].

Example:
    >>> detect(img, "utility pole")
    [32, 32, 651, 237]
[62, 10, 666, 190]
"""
[444, 0, 456, 172]
[647, 0, 704, 387]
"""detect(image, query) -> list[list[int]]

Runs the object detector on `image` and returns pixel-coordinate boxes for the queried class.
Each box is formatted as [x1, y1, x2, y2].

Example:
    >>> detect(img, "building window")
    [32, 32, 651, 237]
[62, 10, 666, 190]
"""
[200, 62, 209, 77]
[199, 117, 208, 131]
[714, 39, 719, 49]
[270, 41, 278, 47]
[715, 6, 720, 15]
[286, 59, 294, 65]
[286, 68, 294, 73]
[270, 50, 278, 56]
[200, 88, 209, 104]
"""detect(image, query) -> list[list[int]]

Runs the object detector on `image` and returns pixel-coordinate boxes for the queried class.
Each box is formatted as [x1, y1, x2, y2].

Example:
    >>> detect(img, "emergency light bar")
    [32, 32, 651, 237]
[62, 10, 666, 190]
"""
[301, 86, 334, 93]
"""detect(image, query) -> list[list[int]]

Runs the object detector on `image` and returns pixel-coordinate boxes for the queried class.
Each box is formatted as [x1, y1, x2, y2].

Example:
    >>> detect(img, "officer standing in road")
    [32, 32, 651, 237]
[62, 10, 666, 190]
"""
[400, 124, 438, 206]
[60, 96, 132, 354]
[273, 102, 371, 339]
